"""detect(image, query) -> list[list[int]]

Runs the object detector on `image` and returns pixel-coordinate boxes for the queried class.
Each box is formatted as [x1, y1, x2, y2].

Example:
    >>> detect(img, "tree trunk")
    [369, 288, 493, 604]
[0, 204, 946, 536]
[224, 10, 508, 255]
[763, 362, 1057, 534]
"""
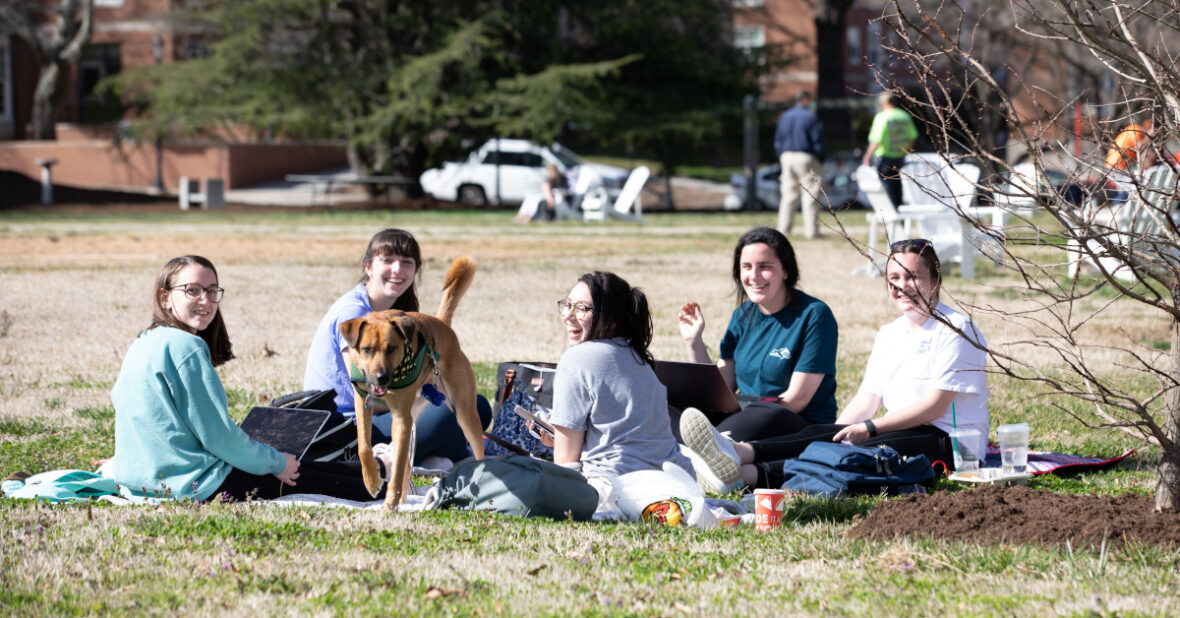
[1155, 312, 1180, 511]
[814, 0, 854, 145]
[661, 172, 675, 211]
[31, 61, 62, 140]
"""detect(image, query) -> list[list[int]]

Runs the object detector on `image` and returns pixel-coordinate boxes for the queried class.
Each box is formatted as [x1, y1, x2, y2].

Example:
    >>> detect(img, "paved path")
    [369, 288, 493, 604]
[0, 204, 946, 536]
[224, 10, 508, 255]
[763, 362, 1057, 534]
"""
[224, 171, 730, 209]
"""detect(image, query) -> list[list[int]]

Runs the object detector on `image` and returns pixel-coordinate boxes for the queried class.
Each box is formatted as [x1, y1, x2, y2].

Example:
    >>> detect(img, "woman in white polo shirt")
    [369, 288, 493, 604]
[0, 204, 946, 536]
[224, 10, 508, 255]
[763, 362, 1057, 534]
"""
[682, 238, 989, 490]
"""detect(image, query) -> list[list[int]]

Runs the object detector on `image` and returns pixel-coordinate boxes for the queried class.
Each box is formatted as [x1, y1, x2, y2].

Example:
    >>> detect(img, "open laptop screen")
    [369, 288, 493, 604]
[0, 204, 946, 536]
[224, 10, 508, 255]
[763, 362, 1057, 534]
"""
[652, 360, 742, 414]
[239, 407, 332, 461]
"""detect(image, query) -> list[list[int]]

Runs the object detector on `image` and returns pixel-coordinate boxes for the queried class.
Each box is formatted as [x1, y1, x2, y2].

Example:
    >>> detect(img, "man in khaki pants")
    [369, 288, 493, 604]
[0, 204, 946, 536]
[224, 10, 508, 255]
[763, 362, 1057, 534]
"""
[774, 91, 824, 238]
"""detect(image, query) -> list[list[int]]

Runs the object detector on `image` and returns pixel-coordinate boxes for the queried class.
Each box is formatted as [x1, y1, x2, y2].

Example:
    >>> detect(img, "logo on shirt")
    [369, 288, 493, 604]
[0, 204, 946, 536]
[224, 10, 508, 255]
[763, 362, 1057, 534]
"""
[768, 347, 793, 360]
[917, 340, 931, 355]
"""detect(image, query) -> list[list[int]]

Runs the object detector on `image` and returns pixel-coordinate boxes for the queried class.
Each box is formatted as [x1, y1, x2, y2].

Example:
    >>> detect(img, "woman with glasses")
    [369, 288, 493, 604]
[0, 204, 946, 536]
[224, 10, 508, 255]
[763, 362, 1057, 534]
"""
[108, 255, 398, 501]
[674, 227, 839, 486]
[303, 228, 491, 466]
[542, 272, 693, 503]
[682, 239, 989, 490]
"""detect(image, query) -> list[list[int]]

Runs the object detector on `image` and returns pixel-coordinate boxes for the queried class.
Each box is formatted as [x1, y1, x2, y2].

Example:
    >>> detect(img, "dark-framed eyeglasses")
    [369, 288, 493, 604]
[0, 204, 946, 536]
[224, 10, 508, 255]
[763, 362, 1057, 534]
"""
[557, 299, 593, 319]
[170, 283, 225, 303]
[889, 238, 933, 253]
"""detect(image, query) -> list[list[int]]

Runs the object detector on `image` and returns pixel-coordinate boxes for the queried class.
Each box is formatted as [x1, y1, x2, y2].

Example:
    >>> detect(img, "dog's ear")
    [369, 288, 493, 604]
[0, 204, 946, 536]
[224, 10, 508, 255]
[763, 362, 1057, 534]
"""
[339, 317, 366, 350]
[386, 313, 416, 347]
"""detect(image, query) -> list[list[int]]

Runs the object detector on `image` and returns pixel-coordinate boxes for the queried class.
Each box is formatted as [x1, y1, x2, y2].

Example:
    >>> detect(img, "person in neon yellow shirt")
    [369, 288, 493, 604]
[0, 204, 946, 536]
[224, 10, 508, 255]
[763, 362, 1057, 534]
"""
[862, 91, 919, 207]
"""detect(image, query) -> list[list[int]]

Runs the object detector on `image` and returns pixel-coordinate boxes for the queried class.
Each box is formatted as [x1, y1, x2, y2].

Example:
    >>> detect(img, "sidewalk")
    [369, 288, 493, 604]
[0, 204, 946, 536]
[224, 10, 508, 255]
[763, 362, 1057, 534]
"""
[225, 171, 731, 210]
[226, 168, 371, 207]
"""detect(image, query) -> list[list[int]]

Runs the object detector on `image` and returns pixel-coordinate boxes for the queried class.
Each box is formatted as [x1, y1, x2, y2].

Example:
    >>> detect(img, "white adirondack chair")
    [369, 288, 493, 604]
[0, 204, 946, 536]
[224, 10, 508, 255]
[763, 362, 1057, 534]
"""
[900, 157, 1005, 229]
[1068, 164, 1180, 282]
[853, 165, 972, 277]
[990, 162, 1042, 218]
[582, 165, 649, 223]
[551, 190, 582, 222]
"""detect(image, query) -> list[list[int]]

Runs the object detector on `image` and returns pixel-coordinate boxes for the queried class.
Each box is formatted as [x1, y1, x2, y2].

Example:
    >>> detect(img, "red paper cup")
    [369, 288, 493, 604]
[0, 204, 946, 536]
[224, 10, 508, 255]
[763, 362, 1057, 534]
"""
[754, 488, 787, 531]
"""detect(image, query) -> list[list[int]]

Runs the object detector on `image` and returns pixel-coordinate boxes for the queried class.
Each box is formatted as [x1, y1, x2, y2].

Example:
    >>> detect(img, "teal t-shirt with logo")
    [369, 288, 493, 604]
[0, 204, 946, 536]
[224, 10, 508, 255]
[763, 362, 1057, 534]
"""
[718, 292, 839, 423]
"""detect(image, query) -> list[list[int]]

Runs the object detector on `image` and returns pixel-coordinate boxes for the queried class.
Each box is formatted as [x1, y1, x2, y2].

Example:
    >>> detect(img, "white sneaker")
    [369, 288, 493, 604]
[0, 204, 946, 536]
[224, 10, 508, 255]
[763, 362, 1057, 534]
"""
[372, 443, 396, 482]
[680, 407, 743, 493]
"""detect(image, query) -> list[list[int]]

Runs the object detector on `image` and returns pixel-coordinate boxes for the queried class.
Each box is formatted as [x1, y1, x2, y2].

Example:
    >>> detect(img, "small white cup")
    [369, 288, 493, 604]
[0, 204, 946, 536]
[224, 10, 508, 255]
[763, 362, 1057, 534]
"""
[949, 428, 982, 472]
[997, 423, 1030, 474]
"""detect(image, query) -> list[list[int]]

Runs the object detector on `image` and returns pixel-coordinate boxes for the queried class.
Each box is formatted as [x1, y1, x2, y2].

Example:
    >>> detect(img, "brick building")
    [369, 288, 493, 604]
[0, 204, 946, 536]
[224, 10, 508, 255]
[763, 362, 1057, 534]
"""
[1, 1, 343, 195]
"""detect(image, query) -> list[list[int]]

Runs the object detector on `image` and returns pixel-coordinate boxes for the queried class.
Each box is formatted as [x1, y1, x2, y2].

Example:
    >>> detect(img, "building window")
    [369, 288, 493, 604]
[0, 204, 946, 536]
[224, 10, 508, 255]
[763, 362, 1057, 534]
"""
[734, 24, 766, 50]
[847, 26, 862, 65]
[184, 40, 212, 60]
[95, 0, 124, 6]
[866, 21, 882, 69]
[77, 43, 123, 123]
[733, 0, 765, 7]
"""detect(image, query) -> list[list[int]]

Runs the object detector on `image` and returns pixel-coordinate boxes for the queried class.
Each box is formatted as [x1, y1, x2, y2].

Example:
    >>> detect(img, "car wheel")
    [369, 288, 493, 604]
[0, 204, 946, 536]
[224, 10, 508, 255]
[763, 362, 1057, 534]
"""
[457, 184, 488, 207]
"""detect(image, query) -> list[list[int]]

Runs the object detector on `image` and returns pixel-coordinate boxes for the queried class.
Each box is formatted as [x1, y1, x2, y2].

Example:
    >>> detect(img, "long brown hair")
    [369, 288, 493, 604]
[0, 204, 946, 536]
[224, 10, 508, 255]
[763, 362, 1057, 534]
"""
[576, 271, 654, 366]
[359, 228, 421, 311]
[149, 255, 234, 367]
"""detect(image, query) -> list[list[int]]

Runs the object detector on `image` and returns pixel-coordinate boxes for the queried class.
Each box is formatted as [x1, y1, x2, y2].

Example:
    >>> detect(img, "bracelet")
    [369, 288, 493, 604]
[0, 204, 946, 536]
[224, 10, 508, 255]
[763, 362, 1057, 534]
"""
[864, 419, 878, 437]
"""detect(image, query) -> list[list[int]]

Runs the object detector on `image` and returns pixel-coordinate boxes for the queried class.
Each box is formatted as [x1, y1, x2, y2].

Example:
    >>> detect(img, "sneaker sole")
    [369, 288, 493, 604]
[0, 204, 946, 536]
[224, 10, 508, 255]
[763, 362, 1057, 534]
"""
[681, 410, 741, 491]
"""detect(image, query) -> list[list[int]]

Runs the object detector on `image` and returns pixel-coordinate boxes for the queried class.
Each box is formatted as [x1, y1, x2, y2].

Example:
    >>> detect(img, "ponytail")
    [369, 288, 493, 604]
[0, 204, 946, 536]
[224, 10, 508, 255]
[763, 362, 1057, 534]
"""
[577, 271, 655, 366]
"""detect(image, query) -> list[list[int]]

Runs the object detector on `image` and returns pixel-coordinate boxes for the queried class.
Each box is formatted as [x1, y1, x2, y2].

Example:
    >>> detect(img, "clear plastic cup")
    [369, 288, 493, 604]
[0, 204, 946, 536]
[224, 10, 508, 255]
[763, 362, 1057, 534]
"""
[949, 428, 982, 472]
[997, 423, 1030, 474]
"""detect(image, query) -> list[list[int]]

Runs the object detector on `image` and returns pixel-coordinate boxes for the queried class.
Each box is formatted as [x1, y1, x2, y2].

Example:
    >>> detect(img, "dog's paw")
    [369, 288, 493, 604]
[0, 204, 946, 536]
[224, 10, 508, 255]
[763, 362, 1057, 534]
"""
[360, 461, 383, 498]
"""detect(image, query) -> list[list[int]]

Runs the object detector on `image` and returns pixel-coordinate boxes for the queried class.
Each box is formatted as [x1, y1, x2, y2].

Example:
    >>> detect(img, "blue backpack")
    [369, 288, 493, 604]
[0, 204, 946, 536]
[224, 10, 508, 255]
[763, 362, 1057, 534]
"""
[779, 442, 934, 497]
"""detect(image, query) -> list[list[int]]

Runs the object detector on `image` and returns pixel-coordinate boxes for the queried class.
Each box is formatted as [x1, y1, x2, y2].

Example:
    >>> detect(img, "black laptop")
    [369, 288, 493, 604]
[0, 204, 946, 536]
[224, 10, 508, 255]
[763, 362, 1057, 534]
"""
[239, 406, 333, 461]
[653, 360, 780, 414]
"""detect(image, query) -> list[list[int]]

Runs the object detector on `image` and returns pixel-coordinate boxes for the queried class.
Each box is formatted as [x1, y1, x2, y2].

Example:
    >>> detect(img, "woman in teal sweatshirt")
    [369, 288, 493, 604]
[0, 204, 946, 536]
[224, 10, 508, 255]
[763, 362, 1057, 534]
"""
[109, 255, 392, 502]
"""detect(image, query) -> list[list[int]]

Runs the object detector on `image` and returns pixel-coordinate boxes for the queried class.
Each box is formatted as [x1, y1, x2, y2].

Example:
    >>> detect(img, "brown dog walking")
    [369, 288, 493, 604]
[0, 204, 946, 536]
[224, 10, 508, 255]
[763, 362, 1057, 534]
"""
[339, 256, 485, 510]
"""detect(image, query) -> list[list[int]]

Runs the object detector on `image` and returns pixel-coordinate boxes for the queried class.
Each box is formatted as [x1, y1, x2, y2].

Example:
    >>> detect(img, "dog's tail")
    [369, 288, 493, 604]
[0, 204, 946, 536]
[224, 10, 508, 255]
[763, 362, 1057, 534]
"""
[437, 255, 476, 326]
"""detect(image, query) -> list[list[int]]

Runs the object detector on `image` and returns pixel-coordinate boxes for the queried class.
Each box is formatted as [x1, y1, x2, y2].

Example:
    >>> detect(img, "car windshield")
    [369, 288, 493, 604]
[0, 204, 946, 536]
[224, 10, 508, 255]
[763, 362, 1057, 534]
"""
[550, 144, 582, 169]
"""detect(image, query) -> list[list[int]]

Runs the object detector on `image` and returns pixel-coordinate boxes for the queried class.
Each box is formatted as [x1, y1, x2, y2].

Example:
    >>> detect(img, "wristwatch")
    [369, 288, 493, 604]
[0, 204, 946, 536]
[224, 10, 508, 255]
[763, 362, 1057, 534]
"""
[864, 419, 878, 437]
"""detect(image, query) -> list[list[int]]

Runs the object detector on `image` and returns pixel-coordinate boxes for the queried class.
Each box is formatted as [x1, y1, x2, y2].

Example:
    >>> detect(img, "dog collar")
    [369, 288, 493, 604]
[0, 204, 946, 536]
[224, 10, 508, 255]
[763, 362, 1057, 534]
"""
[350, 332, 432, 397]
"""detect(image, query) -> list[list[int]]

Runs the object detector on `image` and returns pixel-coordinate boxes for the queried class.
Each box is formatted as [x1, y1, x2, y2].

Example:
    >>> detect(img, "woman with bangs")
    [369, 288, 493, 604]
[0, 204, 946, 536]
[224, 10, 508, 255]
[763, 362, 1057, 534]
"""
[303, 228, 491, 466]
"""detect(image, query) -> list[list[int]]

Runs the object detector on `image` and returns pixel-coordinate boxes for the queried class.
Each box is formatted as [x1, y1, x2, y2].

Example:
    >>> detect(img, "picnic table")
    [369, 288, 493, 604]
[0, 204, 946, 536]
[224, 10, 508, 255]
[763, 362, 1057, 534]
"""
[285, 173, 416, 207]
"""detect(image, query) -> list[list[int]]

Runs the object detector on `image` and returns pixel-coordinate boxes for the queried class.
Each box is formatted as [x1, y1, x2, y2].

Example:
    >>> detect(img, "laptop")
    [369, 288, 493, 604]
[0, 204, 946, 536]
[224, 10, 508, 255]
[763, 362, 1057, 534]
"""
[648, 361, 729, 413]
[239, 406, 333, 461]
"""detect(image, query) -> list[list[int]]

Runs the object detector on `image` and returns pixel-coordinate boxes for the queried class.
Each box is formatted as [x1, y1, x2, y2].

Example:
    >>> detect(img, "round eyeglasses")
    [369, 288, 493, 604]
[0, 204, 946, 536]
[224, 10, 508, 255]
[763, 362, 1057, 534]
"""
[557, 299, 593, 319]
[170, 283, 225, 303]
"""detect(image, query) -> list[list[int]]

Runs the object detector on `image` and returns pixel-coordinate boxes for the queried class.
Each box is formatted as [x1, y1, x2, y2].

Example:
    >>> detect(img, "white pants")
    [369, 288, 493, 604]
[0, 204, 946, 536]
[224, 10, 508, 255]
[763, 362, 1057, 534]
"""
[777, 151, 822, 238]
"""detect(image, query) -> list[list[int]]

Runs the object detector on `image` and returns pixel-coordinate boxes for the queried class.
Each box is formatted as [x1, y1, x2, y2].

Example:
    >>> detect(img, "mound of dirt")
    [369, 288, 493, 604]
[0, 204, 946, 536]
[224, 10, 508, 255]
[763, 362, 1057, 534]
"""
[848, 485, 1180, 548]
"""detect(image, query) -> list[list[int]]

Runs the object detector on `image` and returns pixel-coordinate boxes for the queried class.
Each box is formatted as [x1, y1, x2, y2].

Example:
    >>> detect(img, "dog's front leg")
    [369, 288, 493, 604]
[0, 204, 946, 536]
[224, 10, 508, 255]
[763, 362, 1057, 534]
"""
[383, 406, 415, 511]
[355, 394, 383, 498]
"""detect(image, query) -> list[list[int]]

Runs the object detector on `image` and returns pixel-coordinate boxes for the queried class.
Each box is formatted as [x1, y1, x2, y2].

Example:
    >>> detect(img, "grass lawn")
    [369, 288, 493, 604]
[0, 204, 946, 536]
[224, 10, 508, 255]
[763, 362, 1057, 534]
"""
[1, 205, 1176, 615]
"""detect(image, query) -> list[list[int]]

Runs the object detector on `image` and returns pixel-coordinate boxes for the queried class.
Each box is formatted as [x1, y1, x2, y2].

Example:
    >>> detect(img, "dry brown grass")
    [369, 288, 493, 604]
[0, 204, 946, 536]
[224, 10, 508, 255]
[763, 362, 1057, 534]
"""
[0, 212, 1163, 431]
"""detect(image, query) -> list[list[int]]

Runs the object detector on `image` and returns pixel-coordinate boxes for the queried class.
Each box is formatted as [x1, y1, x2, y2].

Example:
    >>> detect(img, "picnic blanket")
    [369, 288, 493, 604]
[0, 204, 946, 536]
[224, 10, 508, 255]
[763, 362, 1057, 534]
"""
[983, 445, 1134, 475]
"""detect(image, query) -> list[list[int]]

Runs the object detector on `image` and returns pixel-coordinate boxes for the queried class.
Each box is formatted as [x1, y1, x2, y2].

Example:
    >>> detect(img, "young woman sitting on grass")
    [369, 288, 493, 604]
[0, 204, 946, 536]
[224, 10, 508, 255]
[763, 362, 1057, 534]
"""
[540, 271, 694, 503]
[302, 228, 491, 466]
[683, 239, 989, 491]
[673, 227, 839, 463]
[107, 255, 395, 502]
